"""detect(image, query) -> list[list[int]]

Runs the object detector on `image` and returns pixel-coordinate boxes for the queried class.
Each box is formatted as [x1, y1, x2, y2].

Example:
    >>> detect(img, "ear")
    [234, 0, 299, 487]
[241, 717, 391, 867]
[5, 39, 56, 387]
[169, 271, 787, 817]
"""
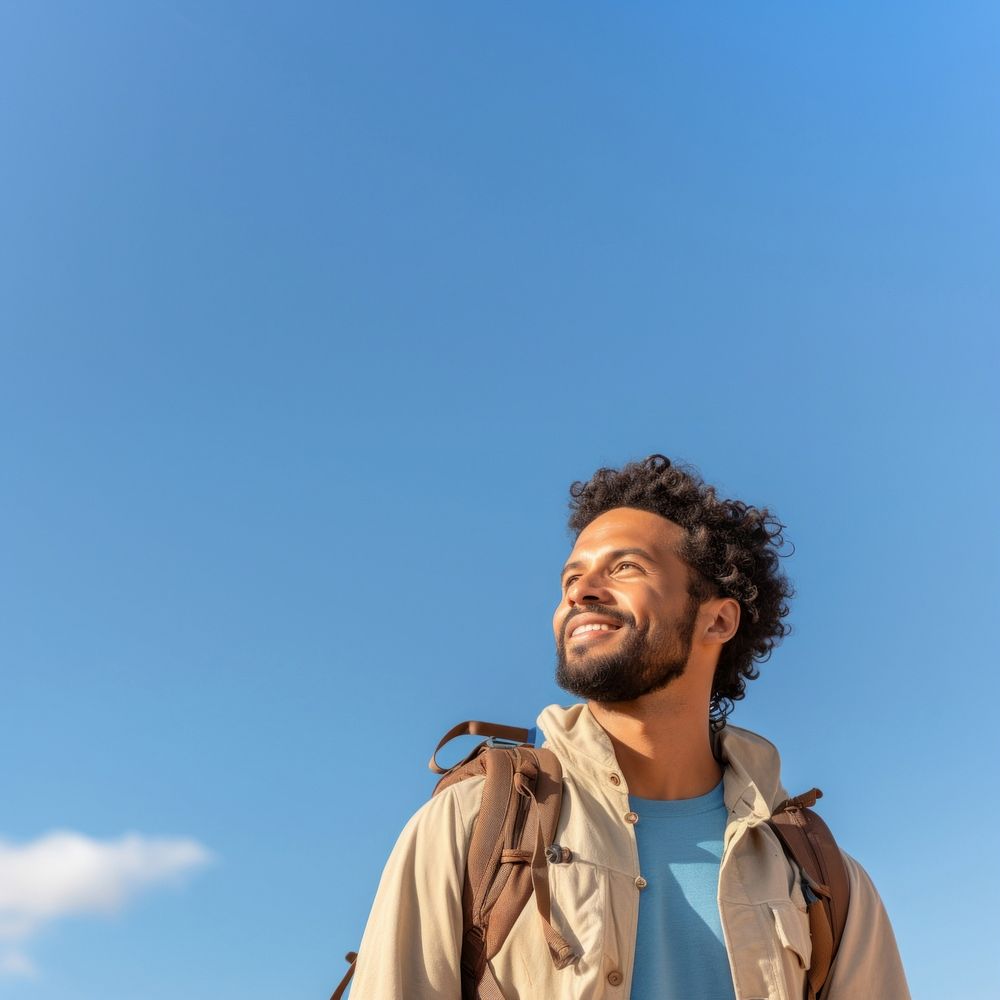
[701, 598, 741, 645]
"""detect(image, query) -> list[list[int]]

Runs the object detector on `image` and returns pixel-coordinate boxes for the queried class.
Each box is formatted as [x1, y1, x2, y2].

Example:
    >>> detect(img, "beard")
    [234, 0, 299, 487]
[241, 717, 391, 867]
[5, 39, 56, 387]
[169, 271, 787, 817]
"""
[555, 598, 700, 704]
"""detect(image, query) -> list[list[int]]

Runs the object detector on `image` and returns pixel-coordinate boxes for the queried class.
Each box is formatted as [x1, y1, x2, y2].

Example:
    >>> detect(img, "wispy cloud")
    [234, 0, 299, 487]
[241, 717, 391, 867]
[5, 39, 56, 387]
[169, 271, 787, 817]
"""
[0, 831, 213, 977]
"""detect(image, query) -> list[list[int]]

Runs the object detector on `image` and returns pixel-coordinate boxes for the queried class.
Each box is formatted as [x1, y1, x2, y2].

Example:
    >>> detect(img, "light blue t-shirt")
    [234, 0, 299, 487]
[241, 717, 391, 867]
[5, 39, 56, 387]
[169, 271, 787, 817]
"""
[629, 781, 736, 1000]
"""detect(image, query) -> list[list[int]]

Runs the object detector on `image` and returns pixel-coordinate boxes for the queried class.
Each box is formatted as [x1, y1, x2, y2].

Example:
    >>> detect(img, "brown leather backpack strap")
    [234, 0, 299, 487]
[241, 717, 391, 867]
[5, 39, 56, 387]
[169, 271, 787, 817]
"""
[513, 749, 577, 971]
[768, 788, 851, 1000]
[328, 952, 357, 1000]
[460, 748, 516, 994]
[444, 744, 575, 998]
[429, 721, 534, 774]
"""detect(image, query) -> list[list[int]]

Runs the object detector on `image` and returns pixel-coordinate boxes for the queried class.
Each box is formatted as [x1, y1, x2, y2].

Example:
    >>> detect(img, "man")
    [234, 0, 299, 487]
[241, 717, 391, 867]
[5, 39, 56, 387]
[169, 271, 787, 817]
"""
[349, 455, 909, 998]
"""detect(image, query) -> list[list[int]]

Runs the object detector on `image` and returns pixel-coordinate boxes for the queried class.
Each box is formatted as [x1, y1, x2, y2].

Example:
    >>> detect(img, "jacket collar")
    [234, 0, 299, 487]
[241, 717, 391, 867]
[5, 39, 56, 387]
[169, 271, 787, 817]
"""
[536, 703, 787, 824]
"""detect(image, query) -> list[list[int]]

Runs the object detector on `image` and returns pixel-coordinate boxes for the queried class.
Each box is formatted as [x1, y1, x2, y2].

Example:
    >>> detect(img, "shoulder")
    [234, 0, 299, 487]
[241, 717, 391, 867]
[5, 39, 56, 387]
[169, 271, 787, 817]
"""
[824, 850, 910, 998]
[393, 773, 486, 849]
[839, 849, 888, 912]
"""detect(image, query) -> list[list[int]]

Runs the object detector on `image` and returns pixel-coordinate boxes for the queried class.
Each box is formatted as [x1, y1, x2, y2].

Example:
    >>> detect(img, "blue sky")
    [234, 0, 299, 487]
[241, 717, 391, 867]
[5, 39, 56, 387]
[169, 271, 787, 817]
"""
[2, 2, 997, 997]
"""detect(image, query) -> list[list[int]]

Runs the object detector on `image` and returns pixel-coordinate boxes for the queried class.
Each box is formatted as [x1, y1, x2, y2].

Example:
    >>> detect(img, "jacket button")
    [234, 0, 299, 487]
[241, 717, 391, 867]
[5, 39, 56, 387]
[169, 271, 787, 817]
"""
[624, 811, 639, 824]
[608, 772, 622, 786]
[607, 970, 624, 986]
[634, 875, 648, 889]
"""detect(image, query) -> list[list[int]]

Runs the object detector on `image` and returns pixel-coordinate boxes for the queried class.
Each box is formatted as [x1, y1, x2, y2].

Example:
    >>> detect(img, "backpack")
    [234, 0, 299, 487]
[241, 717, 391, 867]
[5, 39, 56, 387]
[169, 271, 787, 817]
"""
[330, 721, 850, 1000]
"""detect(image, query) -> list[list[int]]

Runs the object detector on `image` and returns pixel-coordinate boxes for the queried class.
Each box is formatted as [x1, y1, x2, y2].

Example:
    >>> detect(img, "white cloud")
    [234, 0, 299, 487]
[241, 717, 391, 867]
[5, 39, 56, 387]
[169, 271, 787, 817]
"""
[0, 831, 213, 977]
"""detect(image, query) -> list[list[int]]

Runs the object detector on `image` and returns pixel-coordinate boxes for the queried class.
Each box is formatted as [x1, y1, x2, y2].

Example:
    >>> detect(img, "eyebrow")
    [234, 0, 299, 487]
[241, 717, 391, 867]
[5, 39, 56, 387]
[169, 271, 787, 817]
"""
[561, 547, 659, 577]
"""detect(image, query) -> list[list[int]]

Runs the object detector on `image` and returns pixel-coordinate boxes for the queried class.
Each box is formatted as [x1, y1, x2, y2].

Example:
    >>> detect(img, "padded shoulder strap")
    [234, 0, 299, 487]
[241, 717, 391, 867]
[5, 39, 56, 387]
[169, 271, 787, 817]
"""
[436, 743, 573, 999]
[767, 788, 851, 1000]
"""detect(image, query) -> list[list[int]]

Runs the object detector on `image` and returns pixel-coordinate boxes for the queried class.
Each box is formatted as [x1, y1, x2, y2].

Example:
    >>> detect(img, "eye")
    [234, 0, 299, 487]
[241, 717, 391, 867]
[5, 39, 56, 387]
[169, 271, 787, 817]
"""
[613, 561, 642, 573]
[562, 574, 580, 590]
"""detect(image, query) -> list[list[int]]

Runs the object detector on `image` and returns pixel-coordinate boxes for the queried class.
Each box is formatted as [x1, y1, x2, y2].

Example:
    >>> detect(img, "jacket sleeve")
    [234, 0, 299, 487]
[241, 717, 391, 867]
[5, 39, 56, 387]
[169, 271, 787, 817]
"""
[348, 779, 480, 999]
[823, 852, 910, 999]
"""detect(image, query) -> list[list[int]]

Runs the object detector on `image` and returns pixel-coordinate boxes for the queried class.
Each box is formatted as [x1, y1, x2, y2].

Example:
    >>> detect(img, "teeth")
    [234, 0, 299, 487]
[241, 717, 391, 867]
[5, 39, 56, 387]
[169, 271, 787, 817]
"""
[572, 623, 617, 637]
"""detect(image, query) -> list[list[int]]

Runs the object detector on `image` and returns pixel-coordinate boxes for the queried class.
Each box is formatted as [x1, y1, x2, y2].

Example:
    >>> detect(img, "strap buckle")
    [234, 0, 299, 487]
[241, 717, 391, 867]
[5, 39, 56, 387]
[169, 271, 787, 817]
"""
[484, 725, 537, 750]
[485, 736, 525, 750]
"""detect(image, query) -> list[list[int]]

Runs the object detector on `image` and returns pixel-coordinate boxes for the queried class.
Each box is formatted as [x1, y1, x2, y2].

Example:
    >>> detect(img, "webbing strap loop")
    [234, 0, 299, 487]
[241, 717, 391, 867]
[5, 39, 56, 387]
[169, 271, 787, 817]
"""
[429, 721, 534, 774]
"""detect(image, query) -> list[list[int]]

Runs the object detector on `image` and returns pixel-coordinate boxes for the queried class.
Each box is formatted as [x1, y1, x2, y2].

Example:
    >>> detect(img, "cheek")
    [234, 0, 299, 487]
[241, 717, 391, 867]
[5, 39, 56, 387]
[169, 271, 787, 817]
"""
[630, 592, 665, 631]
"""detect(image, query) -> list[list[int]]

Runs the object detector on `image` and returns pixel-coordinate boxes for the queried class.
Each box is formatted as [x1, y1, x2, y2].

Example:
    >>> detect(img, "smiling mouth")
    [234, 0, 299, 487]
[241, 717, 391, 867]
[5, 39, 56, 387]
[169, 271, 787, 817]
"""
[569, 623, 622, 640]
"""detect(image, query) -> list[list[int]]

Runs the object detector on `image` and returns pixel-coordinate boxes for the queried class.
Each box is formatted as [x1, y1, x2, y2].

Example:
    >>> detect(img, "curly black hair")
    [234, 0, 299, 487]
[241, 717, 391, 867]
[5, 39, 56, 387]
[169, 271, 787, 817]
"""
[567, 455, 793, 726]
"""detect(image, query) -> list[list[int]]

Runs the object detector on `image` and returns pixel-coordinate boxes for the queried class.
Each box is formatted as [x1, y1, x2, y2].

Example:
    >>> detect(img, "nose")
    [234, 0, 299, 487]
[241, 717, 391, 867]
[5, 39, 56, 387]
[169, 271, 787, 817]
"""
[565, 571, 613, 607]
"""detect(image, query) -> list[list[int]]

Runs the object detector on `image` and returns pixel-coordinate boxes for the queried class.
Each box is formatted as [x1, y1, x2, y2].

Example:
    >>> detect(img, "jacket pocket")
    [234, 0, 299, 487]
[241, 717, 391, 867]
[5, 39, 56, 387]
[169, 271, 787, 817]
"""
[489, 861, 613, 999]
[769, 900, 812, 971]
[546, 860, 610, 964]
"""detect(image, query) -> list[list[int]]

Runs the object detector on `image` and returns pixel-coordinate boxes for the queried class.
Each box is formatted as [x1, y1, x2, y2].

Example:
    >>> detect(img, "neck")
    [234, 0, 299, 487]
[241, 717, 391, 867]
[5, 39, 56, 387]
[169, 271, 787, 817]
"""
[587, 686, 722, 800]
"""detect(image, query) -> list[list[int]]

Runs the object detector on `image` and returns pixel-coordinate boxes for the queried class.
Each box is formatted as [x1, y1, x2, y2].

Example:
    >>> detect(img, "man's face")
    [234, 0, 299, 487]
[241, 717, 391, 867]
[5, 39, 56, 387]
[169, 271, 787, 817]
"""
[553, 507, 701, 703]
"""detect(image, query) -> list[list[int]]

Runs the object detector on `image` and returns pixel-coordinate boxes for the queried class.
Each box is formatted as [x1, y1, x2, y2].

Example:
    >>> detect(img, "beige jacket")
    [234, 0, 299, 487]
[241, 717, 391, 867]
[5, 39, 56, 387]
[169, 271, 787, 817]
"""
[351, 704, 909, 999]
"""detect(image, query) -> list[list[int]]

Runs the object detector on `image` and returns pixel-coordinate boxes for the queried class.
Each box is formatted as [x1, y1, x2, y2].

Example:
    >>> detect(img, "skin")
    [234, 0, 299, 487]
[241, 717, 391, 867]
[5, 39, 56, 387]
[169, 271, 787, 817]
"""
[553, 507, 741, 800]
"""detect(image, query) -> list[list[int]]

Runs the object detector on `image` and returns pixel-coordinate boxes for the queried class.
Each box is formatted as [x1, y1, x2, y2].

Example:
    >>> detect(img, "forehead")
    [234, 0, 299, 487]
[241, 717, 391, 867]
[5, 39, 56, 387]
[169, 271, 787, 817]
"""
[566, 507, 686, 564]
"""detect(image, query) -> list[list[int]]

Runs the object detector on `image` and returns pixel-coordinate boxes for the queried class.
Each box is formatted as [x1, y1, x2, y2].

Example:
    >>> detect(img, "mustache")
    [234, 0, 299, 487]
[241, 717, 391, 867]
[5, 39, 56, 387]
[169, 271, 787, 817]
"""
[561, 606, 634, 637]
